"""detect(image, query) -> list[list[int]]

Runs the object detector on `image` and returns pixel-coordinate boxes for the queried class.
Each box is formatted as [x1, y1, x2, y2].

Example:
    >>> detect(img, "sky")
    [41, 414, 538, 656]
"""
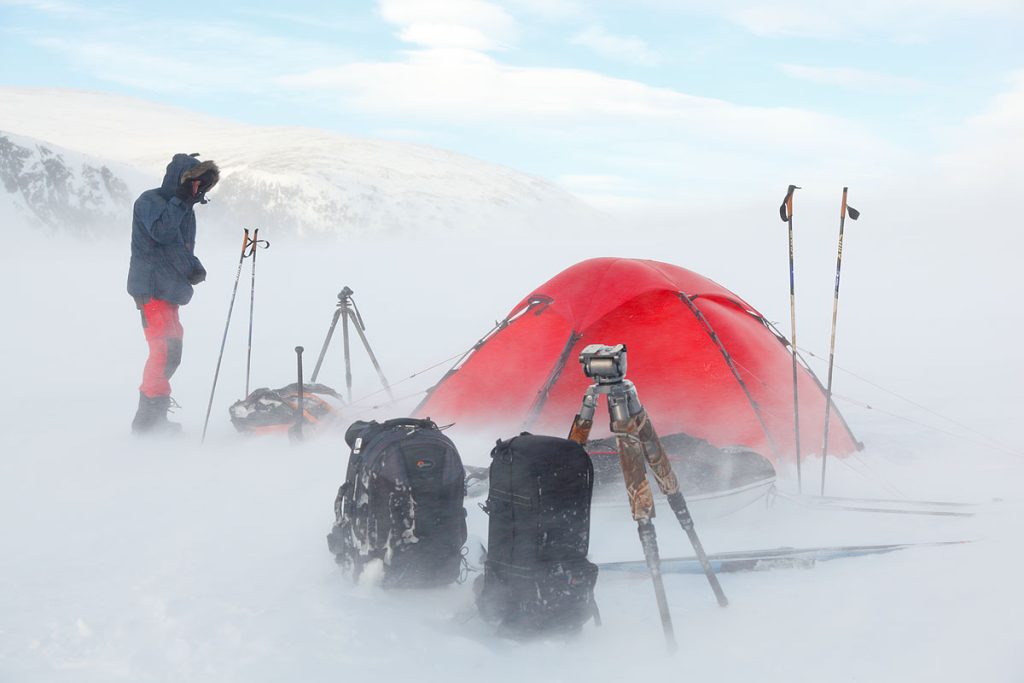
[0, 0, 1022, 208]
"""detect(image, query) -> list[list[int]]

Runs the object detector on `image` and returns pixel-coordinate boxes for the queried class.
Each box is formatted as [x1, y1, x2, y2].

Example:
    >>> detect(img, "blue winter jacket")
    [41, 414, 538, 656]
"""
[127, 154, 206, 305]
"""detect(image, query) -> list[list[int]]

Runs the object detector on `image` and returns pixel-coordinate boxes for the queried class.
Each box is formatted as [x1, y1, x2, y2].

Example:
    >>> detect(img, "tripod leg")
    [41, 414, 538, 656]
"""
[351, 317, 394, 401]
[310, 308, 342, 384]
[615, 429, 676, 652]
[632, 412, 729, 608]
[638, 518, 676, 652]
[567, 386, 599, 445]
[568, 385, 675, 651]
[342, 309, 353, 403]
[615, 431, 656, 521]
[567, 415, 593, 445]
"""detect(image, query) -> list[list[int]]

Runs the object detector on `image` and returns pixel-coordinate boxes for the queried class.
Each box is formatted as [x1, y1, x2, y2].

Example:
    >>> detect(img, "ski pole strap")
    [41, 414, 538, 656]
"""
[840, 187, 861, 221]
[243, 229, 270, 257]
[779, 184, 801, 222]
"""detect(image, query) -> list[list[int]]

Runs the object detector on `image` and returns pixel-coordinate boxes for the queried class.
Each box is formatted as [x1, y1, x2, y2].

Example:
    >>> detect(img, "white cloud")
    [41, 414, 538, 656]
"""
[780, 64, 928, 92]
[637, 0, 1024, 40]
[570, 26, 661, 67]
[556, 173, 652, 210]
[503, 0, 585, 20]
[730, 5, 838, 38]
[275, 44, 905, 207]
[18, 20, 355, 96]
[0, 0, 85, 15]
[278, 48, 878, 153]
[377, 0, 517, 50]
[937, 70, 1024, 193]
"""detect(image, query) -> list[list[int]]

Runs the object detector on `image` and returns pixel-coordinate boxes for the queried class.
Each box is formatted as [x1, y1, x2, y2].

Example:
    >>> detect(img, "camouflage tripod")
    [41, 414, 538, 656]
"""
[568, 345, 728, 651]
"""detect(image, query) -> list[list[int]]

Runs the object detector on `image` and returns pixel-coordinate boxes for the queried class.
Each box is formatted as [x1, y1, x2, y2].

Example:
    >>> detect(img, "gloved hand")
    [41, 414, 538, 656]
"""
[188, 262, 207, 285]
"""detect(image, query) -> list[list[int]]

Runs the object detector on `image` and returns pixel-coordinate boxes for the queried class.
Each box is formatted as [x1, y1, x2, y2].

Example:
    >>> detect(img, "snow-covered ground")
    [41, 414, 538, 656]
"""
[1, 197, 1021, 681]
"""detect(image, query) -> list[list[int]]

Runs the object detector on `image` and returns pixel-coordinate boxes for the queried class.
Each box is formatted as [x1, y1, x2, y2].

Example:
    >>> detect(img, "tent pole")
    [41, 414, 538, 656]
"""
[678, 294, 782, 462]
[821, 188, 859, 495]
[779, 185, 803, 492]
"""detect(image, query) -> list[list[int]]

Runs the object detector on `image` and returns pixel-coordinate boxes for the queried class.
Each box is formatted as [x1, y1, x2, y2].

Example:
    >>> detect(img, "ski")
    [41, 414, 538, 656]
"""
[774, 491, 978, 517]
[599, 540, 970, 575]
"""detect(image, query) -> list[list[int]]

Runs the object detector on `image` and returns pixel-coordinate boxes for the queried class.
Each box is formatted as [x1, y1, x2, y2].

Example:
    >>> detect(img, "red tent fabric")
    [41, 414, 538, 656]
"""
[416, 258, 859, 461]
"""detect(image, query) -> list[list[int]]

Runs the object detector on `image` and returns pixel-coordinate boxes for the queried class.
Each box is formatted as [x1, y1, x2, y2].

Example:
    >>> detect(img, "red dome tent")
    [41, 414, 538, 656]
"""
[416, 258, 859, 462]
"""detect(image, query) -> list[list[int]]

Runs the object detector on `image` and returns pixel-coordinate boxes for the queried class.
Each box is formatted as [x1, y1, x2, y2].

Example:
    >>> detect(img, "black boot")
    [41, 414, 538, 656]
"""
[131, 393, 183, 435]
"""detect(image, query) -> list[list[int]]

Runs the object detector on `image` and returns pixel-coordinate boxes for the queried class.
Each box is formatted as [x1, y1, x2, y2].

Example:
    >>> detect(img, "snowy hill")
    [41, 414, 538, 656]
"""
[0, 89, 603, 237]
[0, 131, 144, 235]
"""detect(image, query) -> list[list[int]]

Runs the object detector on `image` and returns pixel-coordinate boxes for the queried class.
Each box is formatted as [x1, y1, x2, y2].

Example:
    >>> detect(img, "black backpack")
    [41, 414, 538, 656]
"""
[476, 433, 599, 636]
[327, 418, 468, 588]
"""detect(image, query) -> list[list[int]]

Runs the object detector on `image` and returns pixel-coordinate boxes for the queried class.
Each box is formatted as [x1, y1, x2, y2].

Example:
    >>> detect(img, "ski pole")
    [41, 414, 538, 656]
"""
[820, 188, 859, 495]
[202, 229, 254, 443]
[779, 184, 803, 491]
[290, 346, 305, 443]
[244, 228, 270, 397]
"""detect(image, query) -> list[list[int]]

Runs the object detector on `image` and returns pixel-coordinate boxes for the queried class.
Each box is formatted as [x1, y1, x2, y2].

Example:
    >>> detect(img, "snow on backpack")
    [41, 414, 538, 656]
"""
[476, 433, 599, 636]
[229, 383, 343, 435]
[326, 418, 468, 588]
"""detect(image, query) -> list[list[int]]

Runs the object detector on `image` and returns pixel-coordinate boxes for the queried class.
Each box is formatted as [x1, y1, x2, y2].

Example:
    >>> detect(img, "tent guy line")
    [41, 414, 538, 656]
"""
[800, 346, 1021, 457]
[833, 393, 1022, 457]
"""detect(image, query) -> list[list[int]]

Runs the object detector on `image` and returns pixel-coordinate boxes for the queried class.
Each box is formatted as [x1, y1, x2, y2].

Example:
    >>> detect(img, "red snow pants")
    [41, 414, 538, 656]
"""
[138, 298, 184, 398]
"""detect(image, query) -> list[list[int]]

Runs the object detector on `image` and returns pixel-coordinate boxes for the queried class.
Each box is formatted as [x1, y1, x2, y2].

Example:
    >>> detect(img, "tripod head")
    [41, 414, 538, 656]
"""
[577, 344, 641, 422]
[580, 344, 627, 385]
[335, 286, 366, 330]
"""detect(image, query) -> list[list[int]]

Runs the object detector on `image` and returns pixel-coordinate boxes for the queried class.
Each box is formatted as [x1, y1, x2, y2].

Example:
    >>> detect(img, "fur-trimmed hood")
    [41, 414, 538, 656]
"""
[158, 154, 220, 197]
[160, 154, 199, 197]
[181, 159, 219, 190]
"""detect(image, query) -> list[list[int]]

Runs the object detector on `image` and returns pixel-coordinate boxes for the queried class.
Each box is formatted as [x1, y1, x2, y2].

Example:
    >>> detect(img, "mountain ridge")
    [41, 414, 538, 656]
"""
[0, 88, 603, 237]
[0, 130, 148, 235]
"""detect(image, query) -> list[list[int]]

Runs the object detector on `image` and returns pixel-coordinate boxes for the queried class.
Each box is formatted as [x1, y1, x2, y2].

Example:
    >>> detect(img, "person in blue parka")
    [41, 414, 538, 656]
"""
[127, 153, 219, 434]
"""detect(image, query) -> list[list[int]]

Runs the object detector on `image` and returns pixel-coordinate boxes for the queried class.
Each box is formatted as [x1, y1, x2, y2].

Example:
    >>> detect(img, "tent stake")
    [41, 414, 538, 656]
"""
[820, 188, 860, 495]
[779, 185, 803, 492]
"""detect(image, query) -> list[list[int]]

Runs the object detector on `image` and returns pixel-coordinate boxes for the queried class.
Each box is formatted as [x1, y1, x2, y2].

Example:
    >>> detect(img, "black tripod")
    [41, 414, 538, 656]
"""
[568, 344, 727, 651]
[309, 287, 393, 403]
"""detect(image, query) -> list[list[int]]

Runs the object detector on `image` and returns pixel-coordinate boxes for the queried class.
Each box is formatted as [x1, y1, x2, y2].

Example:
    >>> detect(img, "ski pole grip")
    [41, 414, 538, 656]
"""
[779, 184, 800, 222]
